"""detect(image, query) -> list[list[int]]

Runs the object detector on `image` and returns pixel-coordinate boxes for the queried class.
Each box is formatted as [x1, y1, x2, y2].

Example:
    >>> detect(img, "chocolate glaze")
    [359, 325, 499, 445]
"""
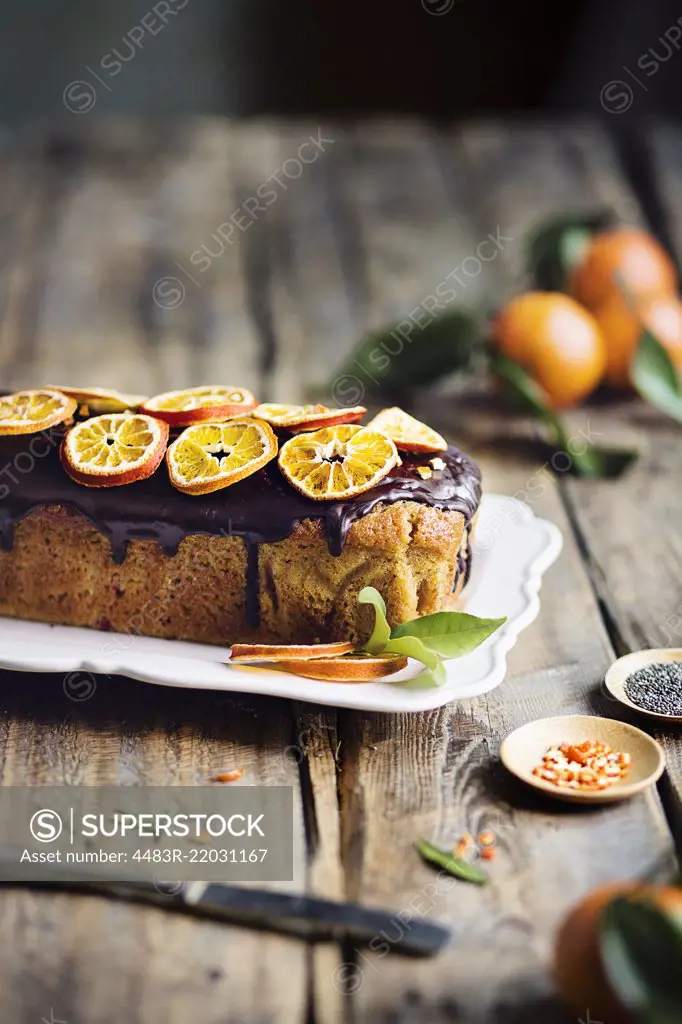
[0, 430, 481, 626]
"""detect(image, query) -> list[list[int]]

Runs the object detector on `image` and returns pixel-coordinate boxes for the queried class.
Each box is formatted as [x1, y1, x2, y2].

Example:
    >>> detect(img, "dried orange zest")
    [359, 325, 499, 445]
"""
[531, 739, 632, 792]
[141, 385, 257, 426]
[253, 403, 366, 432]
[278, 424, 399, 500]
[211, 768, 244, 783]
[280, 653, 408, 682]
[48, 386, 147, 413]
[61, 412, 169, 487]
[230, 640, 355, 662]
[367, 407, 447, 453]
[167, 419, 277, 495]
[0, 389, 77, 436]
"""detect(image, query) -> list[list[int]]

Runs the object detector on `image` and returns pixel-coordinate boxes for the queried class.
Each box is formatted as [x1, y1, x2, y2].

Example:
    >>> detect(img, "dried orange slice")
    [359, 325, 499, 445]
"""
[141, 386, 257, 426]
[48, 386, 147, 413]
[167, 419, 277, 495]
[278, 424, 399, 501]
[61, 412, 169, 487]
[280, 653, 408, 682]
[0, 389, 77, 436]
[253, 403, 366, 432]
[230, 641, 355, 662]
[367, 407, 447, 453]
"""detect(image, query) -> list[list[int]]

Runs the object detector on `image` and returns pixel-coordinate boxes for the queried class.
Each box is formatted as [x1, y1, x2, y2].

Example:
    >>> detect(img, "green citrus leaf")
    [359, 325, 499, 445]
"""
[391, 611, 506, 657]
[330, 309, 480, 396]
[490, 353, 638, 479]
[358, 586, 391, 654]
[632, 328, 682, 423]
[526, 209, 614, 290]
[601, 896, 682, 1022]
[416, 839, 487, 885]
[382, 636, 446, 686]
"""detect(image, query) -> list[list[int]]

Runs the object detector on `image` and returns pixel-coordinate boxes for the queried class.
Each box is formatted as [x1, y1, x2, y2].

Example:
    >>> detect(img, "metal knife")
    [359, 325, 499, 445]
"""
[0, 857, 450, 955]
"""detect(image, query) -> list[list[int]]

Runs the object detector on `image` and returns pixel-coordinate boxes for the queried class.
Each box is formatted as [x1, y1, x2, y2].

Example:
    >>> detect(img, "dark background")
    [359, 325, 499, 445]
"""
[1, 0, 682, 120]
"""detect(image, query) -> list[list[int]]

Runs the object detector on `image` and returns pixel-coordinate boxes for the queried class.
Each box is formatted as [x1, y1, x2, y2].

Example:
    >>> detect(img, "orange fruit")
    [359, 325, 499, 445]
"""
[48, 386, 147, 414]
[229, 641, 355, 662]
[570, 227, 677, 312]
[141, 385, 257, 426]
[0, 389, 77, 435]
[367, 407, 447, 453]
[594, 291, 682, 388]
[280, 653, 408, 682]
[492, 292, 607, 408]
[166, 419, 277, 495]
[61, 412, 169, 487]
[252, 403, 366, 432]
[278, 424, 399, 501]
[555, 882, 682, 1023]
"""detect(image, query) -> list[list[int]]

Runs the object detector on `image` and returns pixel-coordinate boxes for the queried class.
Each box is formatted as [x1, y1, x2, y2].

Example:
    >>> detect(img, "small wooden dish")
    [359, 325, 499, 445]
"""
[499, 714, 665, 804]
[604, 648, 682, 723]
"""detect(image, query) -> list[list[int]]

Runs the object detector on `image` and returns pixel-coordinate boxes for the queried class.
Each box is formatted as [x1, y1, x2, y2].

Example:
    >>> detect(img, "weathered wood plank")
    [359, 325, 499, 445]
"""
[0, 137, 58, 388]
[0, 120, 315, 1021]
[559, 123, 682, 840]
[263, 123, 356, 402]
[0, 675, 310, 1024]
[5, 123, 270, 398]
[0, 671, 307, 1024]
[318, 124, 677, 1023]
[455, 121, 642, 292]
[642, 123, 682, 270]
[336, 419, 675, 1023]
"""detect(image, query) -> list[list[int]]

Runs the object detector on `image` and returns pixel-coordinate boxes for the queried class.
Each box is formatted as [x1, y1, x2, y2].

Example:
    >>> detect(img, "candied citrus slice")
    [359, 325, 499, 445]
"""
[367, 407, 447, 453]
[280, 653, 408, 682]
[0, 389, 77, 436]
[141, 385, 257, 426]
[230, 640, 355, 662]
[278, 424, 399, 501]
[167, 419, 277, 495]
[61, 412, 169, 487]
[48, 386, 147, 413]
[253, 403, 366, 432]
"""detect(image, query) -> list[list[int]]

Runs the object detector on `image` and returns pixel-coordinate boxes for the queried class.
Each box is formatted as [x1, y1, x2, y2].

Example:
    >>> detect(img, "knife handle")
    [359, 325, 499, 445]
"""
[185, 883, 450, 956]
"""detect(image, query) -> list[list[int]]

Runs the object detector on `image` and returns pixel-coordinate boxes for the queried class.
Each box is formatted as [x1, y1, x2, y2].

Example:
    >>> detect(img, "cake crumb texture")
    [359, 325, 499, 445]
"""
[0, 501, 470, 645]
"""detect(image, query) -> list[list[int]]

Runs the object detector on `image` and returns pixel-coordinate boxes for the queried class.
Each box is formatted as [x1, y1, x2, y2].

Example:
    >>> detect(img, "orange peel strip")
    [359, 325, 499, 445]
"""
[229, 640, 355, 662]
[277, 653, 409, 682]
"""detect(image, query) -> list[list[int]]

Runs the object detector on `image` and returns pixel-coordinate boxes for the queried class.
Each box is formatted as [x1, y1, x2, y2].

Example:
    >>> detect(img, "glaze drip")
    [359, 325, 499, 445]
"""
[0, 430, 482, 613]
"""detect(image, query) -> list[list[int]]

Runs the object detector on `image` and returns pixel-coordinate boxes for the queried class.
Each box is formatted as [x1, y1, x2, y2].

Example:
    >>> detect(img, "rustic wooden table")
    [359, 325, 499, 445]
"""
[0, 119, 681, 1023]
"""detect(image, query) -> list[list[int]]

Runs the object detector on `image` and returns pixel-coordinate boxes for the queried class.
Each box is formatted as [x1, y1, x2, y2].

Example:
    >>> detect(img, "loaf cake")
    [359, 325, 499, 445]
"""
[0, 391, 481, 646]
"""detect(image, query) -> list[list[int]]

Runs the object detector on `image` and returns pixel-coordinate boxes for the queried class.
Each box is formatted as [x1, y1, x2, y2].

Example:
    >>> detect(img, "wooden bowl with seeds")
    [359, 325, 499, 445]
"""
[500, 714, 665, 805]
[604, 649, 682, 723]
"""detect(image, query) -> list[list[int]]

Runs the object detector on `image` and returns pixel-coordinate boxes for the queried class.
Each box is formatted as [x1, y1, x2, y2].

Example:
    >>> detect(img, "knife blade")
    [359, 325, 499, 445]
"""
[0, 852, 450, 955]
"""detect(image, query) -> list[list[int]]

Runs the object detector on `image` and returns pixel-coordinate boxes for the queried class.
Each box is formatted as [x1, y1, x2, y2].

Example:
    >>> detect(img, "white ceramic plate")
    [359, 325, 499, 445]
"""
[0, 494, 562, 712]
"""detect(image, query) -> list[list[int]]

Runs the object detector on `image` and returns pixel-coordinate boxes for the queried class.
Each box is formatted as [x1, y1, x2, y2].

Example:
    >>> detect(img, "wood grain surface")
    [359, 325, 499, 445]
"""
[0, 119, 680, 1024]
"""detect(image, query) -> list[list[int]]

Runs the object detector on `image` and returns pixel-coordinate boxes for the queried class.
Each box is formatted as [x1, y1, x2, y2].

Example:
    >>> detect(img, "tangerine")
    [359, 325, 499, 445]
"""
[570, 227, 676, 312]
[554, 882, 682, 1024]
[594, 291, 682, 388]
[492, 292, 606, 408]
